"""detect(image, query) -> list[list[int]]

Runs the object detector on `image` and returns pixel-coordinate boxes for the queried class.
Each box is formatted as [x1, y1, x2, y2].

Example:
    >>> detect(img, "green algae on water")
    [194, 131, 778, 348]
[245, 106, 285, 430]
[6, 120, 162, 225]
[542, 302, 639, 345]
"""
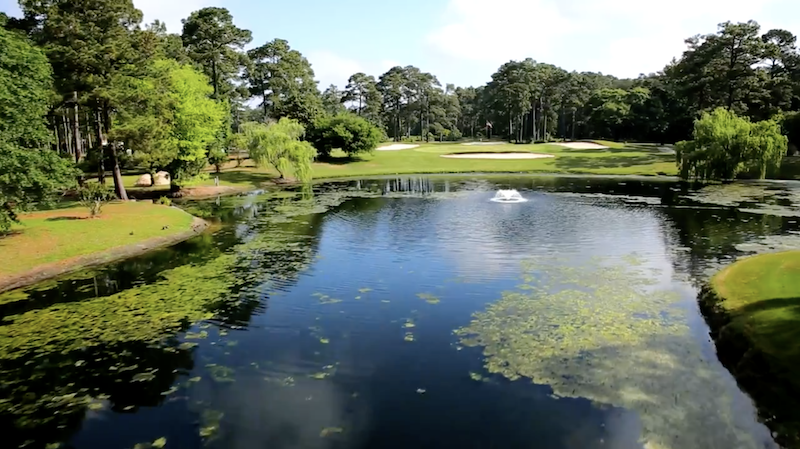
[205, 364, 235, 383]
[417, 293, 440, 304]
[320, 427, 343, 438]
[199, 409, 223, 441]
[455, 256, 764, 449]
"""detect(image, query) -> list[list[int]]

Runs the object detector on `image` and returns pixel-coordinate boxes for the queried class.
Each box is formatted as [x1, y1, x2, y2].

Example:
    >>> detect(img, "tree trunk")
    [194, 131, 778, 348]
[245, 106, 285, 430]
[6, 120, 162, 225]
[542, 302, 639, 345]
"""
[262, 86, 268, 119]
[102, 106, 128, 200]
[110, 143, 128, 200]
[532, 102, 537, 142]
[211, 58, 218, 98]
[508, 111, 513, 143]
[94, 109, 106, 185]
[86, 111, 93, 150]
[71, 91, 83, 163]
[543, 100, 548, 142]
[572, 109, 576, 140]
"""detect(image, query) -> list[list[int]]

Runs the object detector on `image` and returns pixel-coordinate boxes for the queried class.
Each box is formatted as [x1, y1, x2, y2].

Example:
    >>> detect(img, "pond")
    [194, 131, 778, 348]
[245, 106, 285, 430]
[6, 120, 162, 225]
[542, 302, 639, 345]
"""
[2, 175, 799, 449]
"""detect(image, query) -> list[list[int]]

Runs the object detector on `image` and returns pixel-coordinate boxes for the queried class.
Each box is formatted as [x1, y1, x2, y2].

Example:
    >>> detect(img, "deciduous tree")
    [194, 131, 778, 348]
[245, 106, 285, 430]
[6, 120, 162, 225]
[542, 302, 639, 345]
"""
[242, 119, 316, 182]
[0, 26, 75, 231]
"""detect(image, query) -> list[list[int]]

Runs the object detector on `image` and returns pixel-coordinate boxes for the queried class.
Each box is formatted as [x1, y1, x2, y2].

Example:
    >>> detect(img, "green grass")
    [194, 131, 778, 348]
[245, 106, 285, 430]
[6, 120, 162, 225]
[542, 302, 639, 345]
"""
[711, 251, 800, 385]
[0, 202, 195, 278]
[197, 141, 677, 185]
[99, 141, 677, 195]
[313, 142, 677, 179]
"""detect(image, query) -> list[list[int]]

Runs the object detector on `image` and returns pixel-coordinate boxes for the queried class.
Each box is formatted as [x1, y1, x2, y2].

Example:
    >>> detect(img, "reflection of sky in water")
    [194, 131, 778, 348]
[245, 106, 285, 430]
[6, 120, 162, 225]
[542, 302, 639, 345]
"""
[21, 178, 794, 449]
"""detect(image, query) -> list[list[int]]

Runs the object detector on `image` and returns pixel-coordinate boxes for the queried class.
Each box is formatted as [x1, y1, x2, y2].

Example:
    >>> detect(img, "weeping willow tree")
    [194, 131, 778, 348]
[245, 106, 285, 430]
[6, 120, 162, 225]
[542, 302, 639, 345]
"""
[676, 108, 787, 180]
[242, 118, 316, 183]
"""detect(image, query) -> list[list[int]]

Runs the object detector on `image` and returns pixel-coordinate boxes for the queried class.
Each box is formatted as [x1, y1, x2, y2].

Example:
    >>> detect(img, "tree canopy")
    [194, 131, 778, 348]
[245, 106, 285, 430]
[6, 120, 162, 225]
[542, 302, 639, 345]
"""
[181, 7, 251, 101]
[308, 112, 384, 158]
[3, 4, 800, 207]
[242, 118, 316, 182]
[676, 108, 787, 180]
[0, 26, 75, 231]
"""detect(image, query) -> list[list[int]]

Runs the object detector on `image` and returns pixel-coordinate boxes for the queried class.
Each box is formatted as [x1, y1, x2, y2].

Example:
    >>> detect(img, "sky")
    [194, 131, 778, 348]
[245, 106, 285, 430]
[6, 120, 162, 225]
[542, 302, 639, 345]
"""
[2, 0, 800, 90]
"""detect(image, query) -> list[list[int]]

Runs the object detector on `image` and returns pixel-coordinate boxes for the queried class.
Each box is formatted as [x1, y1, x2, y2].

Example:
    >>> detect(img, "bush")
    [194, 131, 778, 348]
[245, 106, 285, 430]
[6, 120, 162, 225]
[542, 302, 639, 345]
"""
[155, 196, 172, 206]
[207, 146, 227, 173]
[79, 183, 114, 217]
[308, 112, 383, 158]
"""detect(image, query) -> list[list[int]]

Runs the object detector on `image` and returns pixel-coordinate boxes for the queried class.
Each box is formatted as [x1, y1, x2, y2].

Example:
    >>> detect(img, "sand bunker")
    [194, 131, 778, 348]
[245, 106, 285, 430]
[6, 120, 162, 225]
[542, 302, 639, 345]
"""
[556, 142, 609, 150]
[462, 142, 508, 146]
[440, 153, 554, 160]
[377, 144, 420, 151]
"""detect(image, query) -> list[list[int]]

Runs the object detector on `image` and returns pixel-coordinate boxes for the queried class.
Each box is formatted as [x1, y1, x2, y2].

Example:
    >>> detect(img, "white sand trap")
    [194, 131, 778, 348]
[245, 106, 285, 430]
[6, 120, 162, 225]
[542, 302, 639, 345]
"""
[440, 153, 555, 160]
[462, 142, 508, 146]
[376, 144, 420, 151]
[556, 142, 609, 150]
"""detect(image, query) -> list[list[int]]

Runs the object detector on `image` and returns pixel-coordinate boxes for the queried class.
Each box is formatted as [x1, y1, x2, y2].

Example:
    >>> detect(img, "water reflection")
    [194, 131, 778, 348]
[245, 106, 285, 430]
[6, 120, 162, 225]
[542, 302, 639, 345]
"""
[0, 176, 798, 449]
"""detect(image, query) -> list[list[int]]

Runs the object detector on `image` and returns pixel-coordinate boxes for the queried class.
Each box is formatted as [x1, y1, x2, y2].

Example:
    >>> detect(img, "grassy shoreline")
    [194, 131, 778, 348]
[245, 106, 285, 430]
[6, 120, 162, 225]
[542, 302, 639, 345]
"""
[700, 251, 800, 447]
[0, 202, 206, 293]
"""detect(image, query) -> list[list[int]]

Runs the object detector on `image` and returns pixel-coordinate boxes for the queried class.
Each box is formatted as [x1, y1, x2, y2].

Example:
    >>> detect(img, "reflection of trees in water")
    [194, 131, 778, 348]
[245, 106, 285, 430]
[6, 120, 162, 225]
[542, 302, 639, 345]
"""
[0, 192, 331, 448]
[1, 339, 194, 448]
[664, 207, 786, 279]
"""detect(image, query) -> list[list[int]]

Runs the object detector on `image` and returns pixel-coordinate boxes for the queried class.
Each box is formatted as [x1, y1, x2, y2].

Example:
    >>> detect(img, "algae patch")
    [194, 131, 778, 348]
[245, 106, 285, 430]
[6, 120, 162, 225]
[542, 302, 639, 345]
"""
[455, 256, 764, 449]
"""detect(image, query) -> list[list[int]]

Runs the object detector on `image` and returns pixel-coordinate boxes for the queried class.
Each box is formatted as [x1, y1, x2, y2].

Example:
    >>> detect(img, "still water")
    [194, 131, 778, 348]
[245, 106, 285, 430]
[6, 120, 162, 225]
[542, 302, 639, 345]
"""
[2, 176, 799, 449]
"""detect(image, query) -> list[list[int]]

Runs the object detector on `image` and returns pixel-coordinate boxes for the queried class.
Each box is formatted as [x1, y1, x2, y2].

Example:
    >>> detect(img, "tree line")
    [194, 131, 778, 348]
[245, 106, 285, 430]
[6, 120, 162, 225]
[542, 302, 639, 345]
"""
[1, 1, 799, 230]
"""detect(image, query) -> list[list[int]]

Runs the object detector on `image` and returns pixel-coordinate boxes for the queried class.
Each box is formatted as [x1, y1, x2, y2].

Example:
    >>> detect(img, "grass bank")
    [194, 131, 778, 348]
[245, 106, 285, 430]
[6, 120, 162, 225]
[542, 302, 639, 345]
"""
[0, 202, 205, 292]
[700, 250, 800, 447]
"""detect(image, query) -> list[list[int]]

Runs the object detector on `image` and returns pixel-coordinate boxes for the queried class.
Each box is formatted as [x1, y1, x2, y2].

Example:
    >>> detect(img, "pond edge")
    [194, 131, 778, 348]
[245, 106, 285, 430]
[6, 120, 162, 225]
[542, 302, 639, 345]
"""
[698, 284, 800, 447]
[0, 215, 210, 294]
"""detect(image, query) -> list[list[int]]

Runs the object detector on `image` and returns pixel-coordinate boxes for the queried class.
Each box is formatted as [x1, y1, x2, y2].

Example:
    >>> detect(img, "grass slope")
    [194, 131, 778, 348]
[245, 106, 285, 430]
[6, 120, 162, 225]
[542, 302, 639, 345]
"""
[711, 251, 800, 383]
[0, 202, 195, 278]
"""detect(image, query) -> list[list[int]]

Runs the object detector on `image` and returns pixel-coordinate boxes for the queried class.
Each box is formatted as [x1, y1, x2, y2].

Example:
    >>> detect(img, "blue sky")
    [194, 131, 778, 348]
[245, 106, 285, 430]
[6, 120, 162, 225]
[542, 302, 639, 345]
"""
[3, 0, 799, 89]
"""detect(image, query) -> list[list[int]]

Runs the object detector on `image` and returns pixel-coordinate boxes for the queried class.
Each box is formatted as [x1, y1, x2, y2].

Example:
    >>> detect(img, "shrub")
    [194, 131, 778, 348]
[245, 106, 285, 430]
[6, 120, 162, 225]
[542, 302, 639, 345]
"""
[79, 183, 114, 217]
[155, 196, 172, 206]
[308, 112, 383, 158]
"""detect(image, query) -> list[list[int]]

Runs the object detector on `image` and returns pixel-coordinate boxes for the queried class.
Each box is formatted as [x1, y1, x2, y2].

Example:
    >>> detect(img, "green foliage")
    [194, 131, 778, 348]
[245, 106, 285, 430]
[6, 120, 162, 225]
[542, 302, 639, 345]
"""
[676, 108, 788, 180]
[180, 7, 252, 100]
[321, 84, 346, 116]
[344, 72, 382, 125]
[308, 112, 383, 158]
[167, 62, 228, 185]
[782, 111, 800, 155]
[207, 145, 227, 173]
[78, 182, 114, 216]
[108, 59, 226, 186]
[0, 27, 76, 232]
[155, 196, 172, 206]
[0, 27, 54, 147]
[245, 39, 322, 125]
[242, 119, 316, 182]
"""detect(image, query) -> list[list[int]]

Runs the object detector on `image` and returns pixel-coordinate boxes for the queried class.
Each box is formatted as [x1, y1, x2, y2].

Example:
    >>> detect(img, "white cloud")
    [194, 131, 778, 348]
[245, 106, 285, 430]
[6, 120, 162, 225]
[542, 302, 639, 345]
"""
[308, 51, 365, 89]
[427, 0, 572, 64]
[427, 0, 796, 78]
[308, 53, 405, 90]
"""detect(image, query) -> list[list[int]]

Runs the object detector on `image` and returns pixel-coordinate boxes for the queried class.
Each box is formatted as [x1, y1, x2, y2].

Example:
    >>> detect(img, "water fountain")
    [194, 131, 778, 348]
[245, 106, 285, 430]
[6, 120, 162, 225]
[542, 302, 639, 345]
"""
[490, 189, 527, 203]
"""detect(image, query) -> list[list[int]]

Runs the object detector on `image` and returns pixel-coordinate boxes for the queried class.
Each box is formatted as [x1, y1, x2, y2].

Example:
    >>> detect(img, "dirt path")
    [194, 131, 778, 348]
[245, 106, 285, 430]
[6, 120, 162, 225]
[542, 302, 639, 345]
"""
[0, 217, 209, 294]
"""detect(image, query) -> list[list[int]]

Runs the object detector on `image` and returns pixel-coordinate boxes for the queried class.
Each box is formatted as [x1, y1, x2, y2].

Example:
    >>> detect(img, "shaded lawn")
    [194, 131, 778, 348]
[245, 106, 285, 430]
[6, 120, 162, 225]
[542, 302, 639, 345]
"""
[0, 202, 195, 278]
[712, 251, 800, 386]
